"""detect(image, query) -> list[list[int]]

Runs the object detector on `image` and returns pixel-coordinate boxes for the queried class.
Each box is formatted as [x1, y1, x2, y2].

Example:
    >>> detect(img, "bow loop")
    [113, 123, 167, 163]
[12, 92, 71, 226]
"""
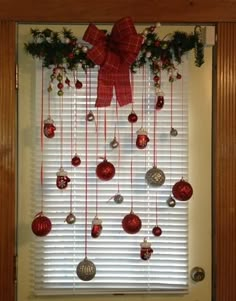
[83, 17, 142, 107]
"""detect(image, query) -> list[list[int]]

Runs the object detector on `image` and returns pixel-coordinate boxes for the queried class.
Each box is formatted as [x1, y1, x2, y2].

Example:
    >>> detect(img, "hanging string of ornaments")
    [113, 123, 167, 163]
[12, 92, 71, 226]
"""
[26, 17, 204, 280]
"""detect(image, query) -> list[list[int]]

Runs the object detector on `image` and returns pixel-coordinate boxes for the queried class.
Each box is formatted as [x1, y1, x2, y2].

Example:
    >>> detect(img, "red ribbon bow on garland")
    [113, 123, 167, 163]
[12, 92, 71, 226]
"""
[83, 17, 143, 107]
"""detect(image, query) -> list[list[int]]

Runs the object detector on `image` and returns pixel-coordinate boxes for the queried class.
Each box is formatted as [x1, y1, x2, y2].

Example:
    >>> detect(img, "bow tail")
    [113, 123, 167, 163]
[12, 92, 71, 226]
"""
[95, 68, 115, 107]
[114, 65, 133, 107]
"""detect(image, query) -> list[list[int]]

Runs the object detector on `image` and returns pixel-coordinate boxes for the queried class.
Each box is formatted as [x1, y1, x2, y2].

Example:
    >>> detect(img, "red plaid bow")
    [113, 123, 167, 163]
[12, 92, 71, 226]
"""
[83, 17, 143, 107]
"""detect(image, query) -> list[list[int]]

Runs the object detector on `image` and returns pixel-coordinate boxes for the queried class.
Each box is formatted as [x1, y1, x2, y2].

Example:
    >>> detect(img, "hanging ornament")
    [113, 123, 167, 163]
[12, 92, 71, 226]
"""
[43, 117, 56, 138]
[71, 154, 81, 167]
[65, 212, 76, 224]
[110, 136, 119, 149]
[140, 238, 153, 260]
[114, 193, 124, 204]
[91, 216, 103, 238]
[155, 91, 165, 110]
[128, 110, 138, 123]
[152, 225, 162, 237]
[96, 159, 115, 181]
[136, 127, 149, 149]
[122, 210, 142, 234]
[76, 257, 96, 281]
[31, 212, 52, 236]
[56, 167, 71, 189]
[167, 195, 176, 207]
[170, 127, 178, 137]
[172, 178, 193, 201]
[75, 79, 83, 89]
[145, 166, 165, 187]
[86, 110, 95, 122]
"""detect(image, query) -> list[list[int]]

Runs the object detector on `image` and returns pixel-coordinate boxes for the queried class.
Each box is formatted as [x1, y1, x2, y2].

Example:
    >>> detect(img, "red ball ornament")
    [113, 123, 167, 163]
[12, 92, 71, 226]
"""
[122, 211, 142, 234]
[128, 111, 138, 123]
[152, 225, 162, 237]
[96, 159, 115, 181]
[172, 178, 193, 201]
[71, 154, 81, 167]
[31, 212, 52, 236]
[57, 82, 64, 90]
[75, 80, 83, 89]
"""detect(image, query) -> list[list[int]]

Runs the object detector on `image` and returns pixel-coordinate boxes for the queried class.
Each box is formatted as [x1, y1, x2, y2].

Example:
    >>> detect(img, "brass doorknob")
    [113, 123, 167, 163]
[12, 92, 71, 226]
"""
[190, 267, 205, 282]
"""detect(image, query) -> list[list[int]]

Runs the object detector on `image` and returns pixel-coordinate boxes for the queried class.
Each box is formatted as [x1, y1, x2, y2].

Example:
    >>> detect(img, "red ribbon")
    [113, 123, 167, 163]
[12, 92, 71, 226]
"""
[83, 17, 143, 107]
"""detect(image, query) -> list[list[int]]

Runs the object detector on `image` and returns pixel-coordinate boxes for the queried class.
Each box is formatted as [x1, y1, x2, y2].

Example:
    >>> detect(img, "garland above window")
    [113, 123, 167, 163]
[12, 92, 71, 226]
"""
[24, 18, 204, 93]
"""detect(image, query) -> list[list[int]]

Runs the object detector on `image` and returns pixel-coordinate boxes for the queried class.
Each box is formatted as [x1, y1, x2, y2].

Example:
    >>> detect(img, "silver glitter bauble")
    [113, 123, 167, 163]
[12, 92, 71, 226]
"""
[114, 193, 124, 204]
[167, 195, 176, 207]
[76, 257, 96, 281]
[86, 110, 95, 122]
[65, 212, 76, 224]
[145, 166, 165, 187]
[170, 127, 178, 137]
[110, 137, 119, 149]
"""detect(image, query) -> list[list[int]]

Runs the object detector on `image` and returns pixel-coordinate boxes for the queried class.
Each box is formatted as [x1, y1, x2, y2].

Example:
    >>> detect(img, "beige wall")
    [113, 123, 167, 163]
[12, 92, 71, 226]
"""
[17, 24, 212, 301]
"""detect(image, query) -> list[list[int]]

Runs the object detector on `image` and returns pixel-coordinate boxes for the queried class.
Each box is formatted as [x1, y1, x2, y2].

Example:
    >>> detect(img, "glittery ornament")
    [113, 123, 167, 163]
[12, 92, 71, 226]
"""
[65, 212, 76, 224]
[110, 137, 119, 149]
[76, 257, 96, 281]
[31, 212, 52, 237]
[140, 238, 153, 260]
[91, 216, 103, 238]
[152, 225, 162, 237]
[122, 210, 142, 234]
[136, 127, 149, 149]
[71, 154, 81, 167]
[86, 110, 95, 122]
[128, 111, 138, 123]
[170, 127, 178, 137]
[156, 91, 165, 110]
[172, 178, 193, 201]
[167, 195, 176, 207]
[56, 167, 71, 189]
[43, 117, 56, 138]
[96, 159, 115, 181]
[145, 166, 165, 187]
[75, 80, 83, 89]
[114, 193, 124, 204]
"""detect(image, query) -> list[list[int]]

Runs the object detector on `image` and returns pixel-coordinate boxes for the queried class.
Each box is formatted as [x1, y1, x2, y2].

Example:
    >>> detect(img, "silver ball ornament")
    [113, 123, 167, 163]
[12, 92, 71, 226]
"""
[170, 127, 178, 137]
[167, 195, 176, 207]
[114, 193, 124, 204]
[65, 212, 76, 224]
[110, 137, 119, 149]
[86, 110, 95, 122]
[76, 257, 96, 281]
[145, 166, 165, 187]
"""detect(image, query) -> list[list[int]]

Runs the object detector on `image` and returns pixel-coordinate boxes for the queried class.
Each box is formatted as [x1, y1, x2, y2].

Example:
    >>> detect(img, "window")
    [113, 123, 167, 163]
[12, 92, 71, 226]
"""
[18, 24, 212, 301]
[31, 60, 189, 294]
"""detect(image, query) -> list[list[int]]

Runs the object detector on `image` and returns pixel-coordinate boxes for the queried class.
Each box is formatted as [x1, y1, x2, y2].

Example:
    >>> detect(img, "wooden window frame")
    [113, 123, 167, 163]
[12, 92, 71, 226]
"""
[0, 1, 236, 300]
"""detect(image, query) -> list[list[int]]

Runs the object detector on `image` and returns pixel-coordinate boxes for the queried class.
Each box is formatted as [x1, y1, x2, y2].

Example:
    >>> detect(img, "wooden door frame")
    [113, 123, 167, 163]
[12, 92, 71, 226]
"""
[1, 1, 236, 301]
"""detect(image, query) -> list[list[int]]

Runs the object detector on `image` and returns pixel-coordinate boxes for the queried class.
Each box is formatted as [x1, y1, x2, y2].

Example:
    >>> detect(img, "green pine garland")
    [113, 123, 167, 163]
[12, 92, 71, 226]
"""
[24, 25, 204, 88]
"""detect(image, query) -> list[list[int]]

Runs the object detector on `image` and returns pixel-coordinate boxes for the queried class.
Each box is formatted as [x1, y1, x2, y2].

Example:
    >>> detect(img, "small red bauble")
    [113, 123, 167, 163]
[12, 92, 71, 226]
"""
[128, 111, 138, 123]
[75, 80, 83, 89]
[172, 178, 193, 201]
[96, 159, 115, 181]
[152, 225, 162, 237]
[122, 211, 142, 234]
[57, 82, 64, 90]
[71, 154, 81, 167]
[31, 212, 52, 236]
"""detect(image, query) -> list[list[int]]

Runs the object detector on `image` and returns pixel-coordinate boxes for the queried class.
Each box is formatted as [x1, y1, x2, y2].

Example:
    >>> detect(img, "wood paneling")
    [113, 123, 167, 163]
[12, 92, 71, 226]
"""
[0, 20, 16, 301]
[215, 23, 236, 301]
[0, 0, 236, 23]
[0, 2, 236, 301]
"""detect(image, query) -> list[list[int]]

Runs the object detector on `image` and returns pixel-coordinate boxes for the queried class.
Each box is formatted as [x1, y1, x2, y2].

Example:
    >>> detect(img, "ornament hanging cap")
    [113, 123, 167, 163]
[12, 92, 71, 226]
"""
[92, 217, 102, 225]
[140, 237, 151, 248]
[137, 127, 148, 135]
[44, 116, 54, 124]
[56, 167, 68, 176]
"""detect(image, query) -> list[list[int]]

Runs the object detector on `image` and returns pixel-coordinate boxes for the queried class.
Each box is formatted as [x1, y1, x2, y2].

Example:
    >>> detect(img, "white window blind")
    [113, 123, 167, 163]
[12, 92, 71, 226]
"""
[32, 60, 189, 295]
